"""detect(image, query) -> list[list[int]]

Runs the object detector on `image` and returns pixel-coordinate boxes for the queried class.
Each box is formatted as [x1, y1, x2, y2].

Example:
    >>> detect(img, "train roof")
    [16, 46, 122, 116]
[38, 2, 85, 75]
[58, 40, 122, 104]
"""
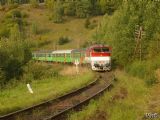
[71, 48, 86, 52]
[89, 44, 109, 48]
[33, 50, 73, 54]
[52, 50, 73, 54]
[33, 50, 53, 54]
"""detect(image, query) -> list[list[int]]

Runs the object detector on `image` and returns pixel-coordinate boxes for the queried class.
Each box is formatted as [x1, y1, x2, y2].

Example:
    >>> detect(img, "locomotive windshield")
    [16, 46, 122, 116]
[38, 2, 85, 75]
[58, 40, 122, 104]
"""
[93, 48, 101, 52]
[102, 47, 109, 52]
[93, 47, 110, 52]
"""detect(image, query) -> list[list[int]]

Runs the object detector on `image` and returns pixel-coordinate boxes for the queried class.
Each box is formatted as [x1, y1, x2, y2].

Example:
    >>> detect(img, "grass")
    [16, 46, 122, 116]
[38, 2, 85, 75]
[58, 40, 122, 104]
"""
[68, 70, 150, 120]
[0, 4, 102, 50]
[17, 4, 102, 50]
[0, 68, 94, 116]
[147, 69, 160, 113]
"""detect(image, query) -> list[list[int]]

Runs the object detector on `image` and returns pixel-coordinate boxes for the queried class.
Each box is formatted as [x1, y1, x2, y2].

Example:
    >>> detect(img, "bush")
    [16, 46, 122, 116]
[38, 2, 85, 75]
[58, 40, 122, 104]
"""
[6, 9, 22, 18]
[30, 0, 39, 8]
[0, 69, 5, 87]
[58, 36, 70, 45]
[145, 73, 157, 86]
[126, 61, 147, 79]
[0, 26, 10, 37]
[31, 22, 38, 34]
[126, 59, 159, 86]
[0, 38, 32, 86]
[23, 62, 59, 81]
[63, 2, 76, 16]
[84, 17, 90, 28]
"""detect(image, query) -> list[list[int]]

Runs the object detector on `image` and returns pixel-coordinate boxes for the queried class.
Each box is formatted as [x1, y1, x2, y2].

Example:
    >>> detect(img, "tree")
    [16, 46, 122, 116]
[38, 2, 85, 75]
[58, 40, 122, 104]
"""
[93, 0, 160, 65]
[52, 1, 64, 23]
[63, 2, 76, 16]
[45, 0, 54, 10]
[10, 23, 21, 41]
[99, 0, 107, 14]
[30, 0, 39, 8]
[31, 22, 38, 34]
[75, 0, 92, 18]
[84, 17, 90, 28]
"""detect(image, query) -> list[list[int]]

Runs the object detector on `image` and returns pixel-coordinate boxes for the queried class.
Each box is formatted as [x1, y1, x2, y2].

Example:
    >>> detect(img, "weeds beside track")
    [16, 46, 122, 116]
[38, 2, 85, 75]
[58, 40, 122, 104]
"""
[0, 72, 114, 120]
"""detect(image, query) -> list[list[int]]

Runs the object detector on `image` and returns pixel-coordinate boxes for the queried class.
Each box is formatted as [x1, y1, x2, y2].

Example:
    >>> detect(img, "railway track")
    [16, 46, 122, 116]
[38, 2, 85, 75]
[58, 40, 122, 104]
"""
[0, 72, 114, 120]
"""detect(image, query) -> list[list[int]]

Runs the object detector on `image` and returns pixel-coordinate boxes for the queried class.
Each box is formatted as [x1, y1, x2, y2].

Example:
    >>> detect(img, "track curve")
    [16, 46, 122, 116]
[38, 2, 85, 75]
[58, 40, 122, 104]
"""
[0, 72, 114, 120]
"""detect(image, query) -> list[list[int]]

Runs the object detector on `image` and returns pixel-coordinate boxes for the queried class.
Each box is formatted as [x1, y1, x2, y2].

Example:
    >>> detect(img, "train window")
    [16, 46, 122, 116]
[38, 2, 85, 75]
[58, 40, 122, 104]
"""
[102, 47, 109, 52]
[93, 48, 101, 52]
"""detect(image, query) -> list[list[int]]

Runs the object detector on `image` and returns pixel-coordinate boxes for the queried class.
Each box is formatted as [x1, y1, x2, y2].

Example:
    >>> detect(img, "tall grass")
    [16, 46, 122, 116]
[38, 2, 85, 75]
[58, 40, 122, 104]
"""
[68, 70, 149, 120]
[0, 68, 94, 116]
[126, 56, 160, 86]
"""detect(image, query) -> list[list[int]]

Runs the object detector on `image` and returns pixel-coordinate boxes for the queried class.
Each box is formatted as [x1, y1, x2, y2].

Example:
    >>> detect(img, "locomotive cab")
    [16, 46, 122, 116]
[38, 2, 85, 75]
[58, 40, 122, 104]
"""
[89, 45, 111, 71]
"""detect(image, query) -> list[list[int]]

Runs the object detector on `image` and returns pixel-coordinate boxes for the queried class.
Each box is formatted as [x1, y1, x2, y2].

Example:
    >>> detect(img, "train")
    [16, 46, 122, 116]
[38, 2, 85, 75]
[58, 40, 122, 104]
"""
[32, 45, 111, 71]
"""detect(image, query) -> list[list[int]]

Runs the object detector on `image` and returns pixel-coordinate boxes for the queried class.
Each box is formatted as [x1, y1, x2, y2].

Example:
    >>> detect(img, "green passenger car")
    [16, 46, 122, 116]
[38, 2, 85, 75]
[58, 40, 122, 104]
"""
[32, 49, 86, 64]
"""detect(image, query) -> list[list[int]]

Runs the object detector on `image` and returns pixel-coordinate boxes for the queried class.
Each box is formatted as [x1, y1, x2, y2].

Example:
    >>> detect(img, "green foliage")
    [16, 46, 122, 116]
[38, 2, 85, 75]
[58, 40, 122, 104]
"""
[69, 70, 149, 120]
[25, 62, 59, 81]
[84, 17, 90, 28]
[45, 0, 121, 18]
[0, 38, 31, 86]
[52, 1, 64, 23]
[63, 2, 76, 16]
[84, 17, 97, 29]
[31, 22, 38, 34]
[94, 1, 160, 65]
[30, 0, 39, 8]
[58, 36, 70, 45]
[10, 23, 21, 41]
[0, 69, 93, 115]
[0, 68, 5, 87]
[126, 56, 160, 86]
[0, 9, 28, 39]
[75, 1, 91, 18]
[45, 0, 54, 10]
[6, 9, 22, 19]
[126, 61, 147, 79]
[0, 25, 10, 38]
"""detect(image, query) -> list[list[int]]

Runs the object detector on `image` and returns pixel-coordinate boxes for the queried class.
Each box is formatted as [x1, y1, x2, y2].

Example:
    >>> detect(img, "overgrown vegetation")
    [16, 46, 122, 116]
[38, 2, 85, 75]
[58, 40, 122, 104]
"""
[94, 1, 160, 63]
[58, 36, 71, 45]
[0, 65, 94, 115]
[0, 8, 31, 87]
[68, 70, 150, 120]
[91, 0, 160, 85]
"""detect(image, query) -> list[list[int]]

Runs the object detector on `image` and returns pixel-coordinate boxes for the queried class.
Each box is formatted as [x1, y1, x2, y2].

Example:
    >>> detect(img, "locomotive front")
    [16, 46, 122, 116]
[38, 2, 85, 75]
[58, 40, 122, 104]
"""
[89, 45, 111, 71]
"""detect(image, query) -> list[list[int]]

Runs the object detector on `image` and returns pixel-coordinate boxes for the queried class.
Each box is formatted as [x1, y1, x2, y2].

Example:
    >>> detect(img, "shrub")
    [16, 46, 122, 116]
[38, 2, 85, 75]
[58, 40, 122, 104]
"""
[30, 0, 39, 8]
[126, 61, 147, 79]
[84, 17, 90, 28]
[63, 2, 76, 16]
[126, 59, 159, 86]
[24, 62, 59, 81]
[145, 73, 157, 86]
[6, 9, 22, 18]
[0, 26, 10, 38]
[31, 22, 38, 34]
[58, 36, 70, 45]
[0, 69, 6, 87]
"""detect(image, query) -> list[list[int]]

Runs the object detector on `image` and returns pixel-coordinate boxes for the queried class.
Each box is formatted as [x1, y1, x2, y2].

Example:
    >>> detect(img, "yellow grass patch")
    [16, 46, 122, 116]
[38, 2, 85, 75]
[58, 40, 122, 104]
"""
[59, 65, 90, 76]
